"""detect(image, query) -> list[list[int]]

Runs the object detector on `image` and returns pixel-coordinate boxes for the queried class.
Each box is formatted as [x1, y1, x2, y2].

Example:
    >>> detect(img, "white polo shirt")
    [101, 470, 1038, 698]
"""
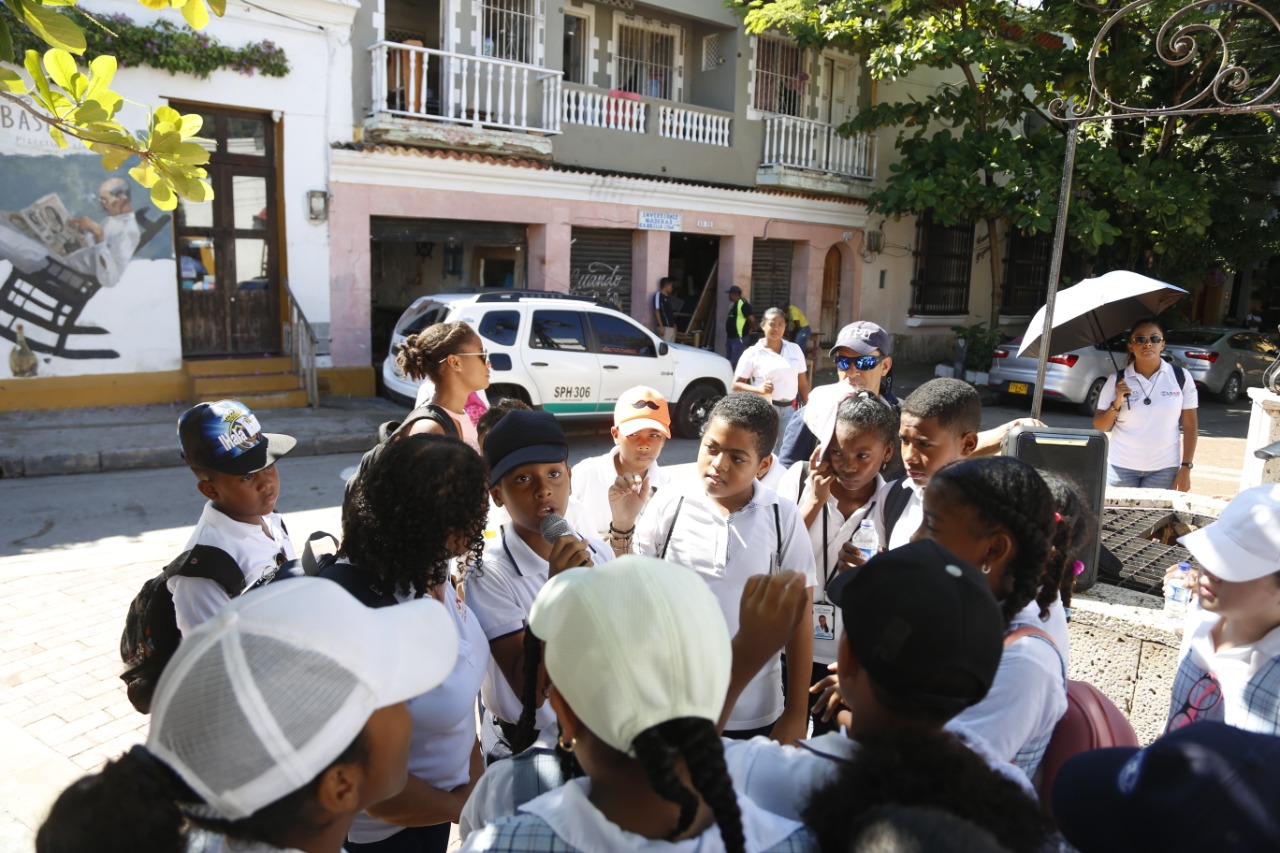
[872, 477, 924, 551]
[736, 339, 807, 402]
[569, 447, 669, 539]
[466, 523, 613, 727]
[635, 480, 817, 730]
[1097, 360, 1198, 471]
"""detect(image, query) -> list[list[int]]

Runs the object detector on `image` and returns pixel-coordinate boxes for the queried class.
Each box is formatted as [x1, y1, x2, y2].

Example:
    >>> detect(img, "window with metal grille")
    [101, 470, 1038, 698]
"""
[703, 33, 721, 71]
[482, 0, 537, 64]
[1002, 229, 1051, 316]
[615, 20, 678, 100]
[911, 214, 974, 316]
[754, 36, 804, 116]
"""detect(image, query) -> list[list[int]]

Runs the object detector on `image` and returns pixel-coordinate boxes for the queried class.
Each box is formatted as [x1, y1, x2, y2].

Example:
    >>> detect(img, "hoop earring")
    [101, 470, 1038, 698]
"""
[981, 564, 991, 575]
[558, 737, 576, 753]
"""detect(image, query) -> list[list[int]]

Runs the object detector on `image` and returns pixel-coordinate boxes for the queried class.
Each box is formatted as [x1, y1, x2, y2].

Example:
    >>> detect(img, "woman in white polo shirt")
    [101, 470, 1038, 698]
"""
[1093, 318, 1198, 490]
[734, 307, 810, 454]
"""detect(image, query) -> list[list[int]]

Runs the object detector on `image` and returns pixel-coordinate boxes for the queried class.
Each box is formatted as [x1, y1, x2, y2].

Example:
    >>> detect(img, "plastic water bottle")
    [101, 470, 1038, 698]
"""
[851, 520, 879, 563]
[483, 36, 494, 56]
[1164, 562, 1193, 619]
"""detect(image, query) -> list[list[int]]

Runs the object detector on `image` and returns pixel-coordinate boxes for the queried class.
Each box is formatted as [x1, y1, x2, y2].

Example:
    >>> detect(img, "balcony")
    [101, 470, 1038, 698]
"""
[365, 41, 563, 156]
[560, 85, 732, 147]
[757, 114, 876, 194]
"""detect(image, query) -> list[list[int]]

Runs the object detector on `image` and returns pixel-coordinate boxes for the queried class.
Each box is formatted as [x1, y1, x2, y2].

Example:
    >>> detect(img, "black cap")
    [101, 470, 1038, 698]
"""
[483, 410, 568, 487]
[829, 540, 1004, 715]
[725, 285, 742, 294]
[178, 400, 296, 476]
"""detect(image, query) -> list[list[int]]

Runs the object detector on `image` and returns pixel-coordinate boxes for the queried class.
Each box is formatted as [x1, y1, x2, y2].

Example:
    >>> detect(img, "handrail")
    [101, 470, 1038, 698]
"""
[281, 278, 319, 408]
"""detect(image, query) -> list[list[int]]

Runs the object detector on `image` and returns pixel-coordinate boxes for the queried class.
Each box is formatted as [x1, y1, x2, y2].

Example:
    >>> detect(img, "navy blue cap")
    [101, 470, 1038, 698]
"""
[483, 410, 568, 487]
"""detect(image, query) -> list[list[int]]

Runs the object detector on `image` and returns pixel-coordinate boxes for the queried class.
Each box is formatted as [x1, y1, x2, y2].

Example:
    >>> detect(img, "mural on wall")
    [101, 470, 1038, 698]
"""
[0, 106, 179, 378]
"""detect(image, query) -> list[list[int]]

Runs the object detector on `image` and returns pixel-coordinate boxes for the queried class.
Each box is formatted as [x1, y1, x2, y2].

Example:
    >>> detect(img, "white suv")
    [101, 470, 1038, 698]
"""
[380, 291, 733, 438]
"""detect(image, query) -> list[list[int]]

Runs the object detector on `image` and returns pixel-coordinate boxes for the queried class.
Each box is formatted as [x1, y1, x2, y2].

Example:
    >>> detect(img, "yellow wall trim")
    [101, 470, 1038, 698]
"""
[0, 370, 189, 412]
[319, 366, 376, 397]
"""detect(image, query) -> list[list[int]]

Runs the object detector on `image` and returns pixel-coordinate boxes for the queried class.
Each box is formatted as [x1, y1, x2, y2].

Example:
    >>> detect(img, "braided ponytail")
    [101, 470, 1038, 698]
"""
[512, 628, 543, 754]
[631, 718, 745, 853]
[1040, 473, 1095, 613]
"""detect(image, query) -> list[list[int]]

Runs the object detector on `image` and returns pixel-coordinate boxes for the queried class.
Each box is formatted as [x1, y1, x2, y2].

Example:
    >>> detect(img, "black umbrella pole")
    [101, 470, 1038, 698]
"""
[1032, 125, 1079, 420]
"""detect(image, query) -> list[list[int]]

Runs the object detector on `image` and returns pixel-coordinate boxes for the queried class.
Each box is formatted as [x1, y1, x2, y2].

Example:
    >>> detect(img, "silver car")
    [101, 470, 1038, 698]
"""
[988, 335, 1130, 414]
[1162, 327, 1278, 404]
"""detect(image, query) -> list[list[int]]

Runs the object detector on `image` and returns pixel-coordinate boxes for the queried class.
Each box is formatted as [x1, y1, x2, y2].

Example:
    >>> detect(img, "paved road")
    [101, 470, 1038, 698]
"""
[0, 397, 1250, 847]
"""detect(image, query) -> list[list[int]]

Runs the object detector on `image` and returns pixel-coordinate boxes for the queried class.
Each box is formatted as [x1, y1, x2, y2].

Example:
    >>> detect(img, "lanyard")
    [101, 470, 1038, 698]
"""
[821, 498, 876, 600]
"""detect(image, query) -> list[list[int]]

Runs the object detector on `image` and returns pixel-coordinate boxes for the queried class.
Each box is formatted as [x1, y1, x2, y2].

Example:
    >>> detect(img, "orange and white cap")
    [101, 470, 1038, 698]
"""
[613, 386, 671, 438]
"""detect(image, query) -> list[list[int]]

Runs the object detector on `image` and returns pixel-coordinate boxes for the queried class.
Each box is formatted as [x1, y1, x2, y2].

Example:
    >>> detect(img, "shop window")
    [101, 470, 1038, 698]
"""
[614, 15, 682, 100]
[753, 36, 805, 116]
[530, 310, 588, 351]
[479, 310, 520, 346]
[910, 213, 974, 316]
[588, 313, 654, 357]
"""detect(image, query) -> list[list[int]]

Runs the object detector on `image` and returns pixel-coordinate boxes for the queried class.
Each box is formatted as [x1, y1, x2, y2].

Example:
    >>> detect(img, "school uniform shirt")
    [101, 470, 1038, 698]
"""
[723, 729, 1035, 823]
[168, 502, 296, 636]
[569, 448, 669, 539]
[776, 465, 887, 665]
[759, 454, 787, 493]
[186, 831, 339, 853]
[1166, 606, 1280, 735]
[1097, 360, 1198, 472]
[348, 580, 489, 844]
[635, 480, 817, 730]
[872, 477, 924, 551]
[466, 523, 613, 728]
[459, 777, 816, 853]
[459, 728, 561, 840]
[947, 599, 1069, 778]
[735, 340, 807, 403]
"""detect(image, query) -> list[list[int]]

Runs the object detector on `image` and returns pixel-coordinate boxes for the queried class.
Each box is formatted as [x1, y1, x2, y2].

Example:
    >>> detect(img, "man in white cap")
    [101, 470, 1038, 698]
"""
[1164, 483, 1280, 736]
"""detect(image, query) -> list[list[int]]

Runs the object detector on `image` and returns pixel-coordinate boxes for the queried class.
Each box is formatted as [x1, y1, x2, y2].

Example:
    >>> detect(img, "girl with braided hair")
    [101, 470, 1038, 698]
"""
[914, 456, 1068, 781]
[396, 320, 491, 450]
[1039, 473, 1096, 621]
[461, 556, 815, 852]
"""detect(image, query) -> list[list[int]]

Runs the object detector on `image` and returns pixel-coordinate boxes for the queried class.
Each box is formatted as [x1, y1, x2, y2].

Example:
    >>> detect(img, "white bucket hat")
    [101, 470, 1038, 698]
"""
[529, 555, 730, 754]
[147, 577, 457, 820]
[1178, 484, 1280, 583]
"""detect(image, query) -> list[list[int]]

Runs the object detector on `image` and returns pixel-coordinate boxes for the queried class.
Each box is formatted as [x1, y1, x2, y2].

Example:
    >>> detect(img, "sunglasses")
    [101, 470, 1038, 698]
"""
[834, 354, 882, 371]
[440, 350, 490, 364]
[631, 399, 661, 411]
[1130, 335, 1164, 345]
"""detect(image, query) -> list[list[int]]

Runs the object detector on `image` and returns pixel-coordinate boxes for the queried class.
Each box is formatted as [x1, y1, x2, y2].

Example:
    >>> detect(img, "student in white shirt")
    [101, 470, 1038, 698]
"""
[466, 411, 613, 765]
[916, 457, 1069, 779]
[612, 393, 818, 743]
[461, 556, 817, 853]
[570, 386, 671, 539]
[777, 386, 896, 732]
[734, 307, 810, 454]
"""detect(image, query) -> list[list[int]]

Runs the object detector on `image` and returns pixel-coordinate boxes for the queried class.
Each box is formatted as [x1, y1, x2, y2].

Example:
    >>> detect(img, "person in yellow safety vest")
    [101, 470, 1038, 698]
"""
[724, 285, 757, 369]
[781, 301, 813, 356]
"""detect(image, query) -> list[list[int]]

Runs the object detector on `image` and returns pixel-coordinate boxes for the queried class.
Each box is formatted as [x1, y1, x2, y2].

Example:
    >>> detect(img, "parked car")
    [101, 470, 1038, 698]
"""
[380, 290, 733, 437]
[1162, 327, 1279, 404]
[988, 335, 1130, 414]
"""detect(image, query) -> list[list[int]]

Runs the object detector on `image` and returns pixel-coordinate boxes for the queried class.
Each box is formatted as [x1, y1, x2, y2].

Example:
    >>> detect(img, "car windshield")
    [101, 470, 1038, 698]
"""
[398, 303, 448, 337]
[1164, 329, 1222, 346]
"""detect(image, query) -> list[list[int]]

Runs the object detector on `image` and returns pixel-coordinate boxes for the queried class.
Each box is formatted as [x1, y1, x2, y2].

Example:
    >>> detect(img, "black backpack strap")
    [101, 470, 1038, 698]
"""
[659, 496, 685, 560]
[795, 461, 809, 504]
[300, 531, 340, 576]
[316, 559, 398, 609]
[164, 545, 245, 597]
[773, 502, 782, 572]
[882, 478, 913, 544]
[394, 403, 460, 441]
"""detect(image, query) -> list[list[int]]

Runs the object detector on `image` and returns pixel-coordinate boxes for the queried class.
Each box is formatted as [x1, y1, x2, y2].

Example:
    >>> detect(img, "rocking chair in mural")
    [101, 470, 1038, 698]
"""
[0, 208, 170, 360]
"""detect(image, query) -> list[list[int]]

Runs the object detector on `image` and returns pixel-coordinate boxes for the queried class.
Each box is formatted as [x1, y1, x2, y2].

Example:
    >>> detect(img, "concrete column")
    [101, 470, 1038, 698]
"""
[527, 221, 571, 294]
[632, 229, 670, 325]
[716, 235, 755, 358]
[328, 188, 371, 369]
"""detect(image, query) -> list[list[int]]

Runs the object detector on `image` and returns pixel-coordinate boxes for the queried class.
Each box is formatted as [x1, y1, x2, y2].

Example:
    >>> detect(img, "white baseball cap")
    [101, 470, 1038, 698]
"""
[1178, 484, 1280, 583]
[529, 555, 731, 754]
[146, 577, 458, 820]
[803, 383, 861, 457]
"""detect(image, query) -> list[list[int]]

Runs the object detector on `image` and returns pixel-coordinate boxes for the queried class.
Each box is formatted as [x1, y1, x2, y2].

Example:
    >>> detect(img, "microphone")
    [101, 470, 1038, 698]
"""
[539, 513, 574, 544]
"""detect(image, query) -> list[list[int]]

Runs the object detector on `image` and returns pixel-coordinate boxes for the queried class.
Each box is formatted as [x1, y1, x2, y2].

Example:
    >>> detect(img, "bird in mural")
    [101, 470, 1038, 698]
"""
[10, 323, 38, 377]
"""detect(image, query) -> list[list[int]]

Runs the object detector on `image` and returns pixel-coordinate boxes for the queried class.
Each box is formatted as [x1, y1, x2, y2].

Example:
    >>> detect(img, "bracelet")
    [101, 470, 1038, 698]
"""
[608, 524, 636, 536]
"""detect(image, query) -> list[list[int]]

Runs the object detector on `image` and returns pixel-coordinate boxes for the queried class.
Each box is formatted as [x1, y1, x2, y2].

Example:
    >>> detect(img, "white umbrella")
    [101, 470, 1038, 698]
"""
[1016, 271, 1187, 360]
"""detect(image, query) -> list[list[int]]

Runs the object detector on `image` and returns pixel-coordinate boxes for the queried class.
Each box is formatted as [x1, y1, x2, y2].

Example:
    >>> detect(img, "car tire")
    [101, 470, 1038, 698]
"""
[1079, 378, 1107, 416]
[1216, 372, 1242, 405]
[673, 381, 722, 439]
[488, 383, 532, 408]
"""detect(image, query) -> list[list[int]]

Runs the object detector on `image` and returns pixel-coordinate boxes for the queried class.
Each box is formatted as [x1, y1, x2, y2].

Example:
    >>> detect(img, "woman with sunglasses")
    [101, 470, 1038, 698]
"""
[1093, 317, 1198, 490]
[396, 320, 492, 452]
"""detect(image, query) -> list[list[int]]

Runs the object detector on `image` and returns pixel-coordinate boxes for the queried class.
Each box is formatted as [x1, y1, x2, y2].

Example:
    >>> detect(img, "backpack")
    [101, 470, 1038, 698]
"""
[119, 545, 246, 714]
[880, 478, 914, 545]
[1116, 362, 1186, 396]
[316, 557, 398, 609]
[345, 403, 460, 510]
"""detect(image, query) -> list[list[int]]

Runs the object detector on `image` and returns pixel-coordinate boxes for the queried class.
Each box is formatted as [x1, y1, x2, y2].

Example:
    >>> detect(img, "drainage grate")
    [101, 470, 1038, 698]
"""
[1098, 508, 1213, 595]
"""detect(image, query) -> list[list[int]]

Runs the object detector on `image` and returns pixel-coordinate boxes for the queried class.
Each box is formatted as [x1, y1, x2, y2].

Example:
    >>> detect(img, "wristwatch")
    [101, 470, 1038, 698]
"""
[1180, 462, 1194, 469]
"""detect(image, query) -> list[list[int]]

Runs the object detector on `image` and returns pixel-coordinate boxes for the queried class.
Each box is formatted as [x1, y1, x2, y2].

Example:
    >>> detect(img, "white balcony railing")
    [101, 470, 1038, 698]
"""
[761, 114, 875, 179]
[659, 105, 731, 147]
[561, 86, 646, 133]
[371, 41, 563, 134]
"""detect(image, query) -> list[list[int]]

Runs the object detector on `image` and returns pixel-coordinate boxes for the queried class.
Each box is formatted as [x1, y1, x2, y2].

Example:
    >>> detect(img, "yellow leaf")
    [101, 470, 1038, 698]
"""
[48, 126, 67, 148]
[177, 113, 205, 138]
[136, 0, 169, 9]
[86, 55, 117, 94]
[150, 182, 177, 211]
[0, 68, 26, 95]
[129, 163, 159, 188]
[42, 49, 77, 91]
[19, 4, 86, 54]
[98, 148, 132, 171]
[153, 105, 181, 127]
[207, 0, 227, 17]
[181, 0, 210, 30]
[168, 140, 212, 165]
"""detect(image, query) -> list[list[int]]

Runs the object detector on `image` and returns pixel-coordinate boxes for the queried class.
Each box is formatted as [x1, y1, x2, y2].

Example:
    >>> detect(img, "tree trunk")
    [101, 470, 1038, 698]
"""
[986, 217, 1004, 328]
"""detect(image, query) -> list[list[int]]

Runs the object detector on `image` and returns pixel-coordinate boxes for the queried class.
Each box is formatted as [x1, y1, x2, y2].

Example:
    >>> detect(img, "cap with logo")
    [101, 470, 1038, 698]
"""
[529, 555, 731, 754]
[483, 409, 569, 487]
[826, 539, 1004, 715]
[1178, 482, 1280, 582]
[830, 321, 892, 358]
[178, 400, 296, 476]
[614, 386, 671, 439]
[147, 577, 458, 821]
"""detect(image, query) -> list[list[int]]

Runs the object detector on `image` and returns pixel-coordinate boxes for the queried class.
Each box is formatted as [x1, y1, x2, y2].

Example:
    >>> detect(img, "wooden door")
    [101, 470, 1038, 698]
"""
[821, 245, 841, 346]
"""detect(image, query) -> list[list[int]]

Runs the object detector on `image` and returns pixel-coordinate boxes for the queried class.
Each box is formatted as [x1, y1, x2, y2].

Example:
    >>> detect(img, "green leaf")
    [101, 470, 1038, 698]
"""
[47, 125, 67, 148]
[207, 0, 227, 16]
[42, 48, 77, 91]
[0, 10, 13, 64]
[0, 67, 26, 95]
[16, 1, 87, 54]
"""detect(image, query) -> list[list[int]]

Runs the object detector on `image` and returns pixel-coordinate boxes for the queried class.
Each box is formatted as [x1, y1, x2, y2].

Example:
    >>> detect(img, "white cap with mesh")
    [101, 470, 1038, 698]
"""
[528, 554, 731, 754]
[146, 577, 458, 820]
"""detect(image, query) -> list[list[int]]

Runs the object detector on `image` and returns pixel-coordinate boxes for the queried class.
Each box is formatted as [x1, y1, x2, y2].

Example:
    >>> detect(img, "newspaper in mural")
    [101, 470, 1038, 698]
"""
[0, 125, 177, 375]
